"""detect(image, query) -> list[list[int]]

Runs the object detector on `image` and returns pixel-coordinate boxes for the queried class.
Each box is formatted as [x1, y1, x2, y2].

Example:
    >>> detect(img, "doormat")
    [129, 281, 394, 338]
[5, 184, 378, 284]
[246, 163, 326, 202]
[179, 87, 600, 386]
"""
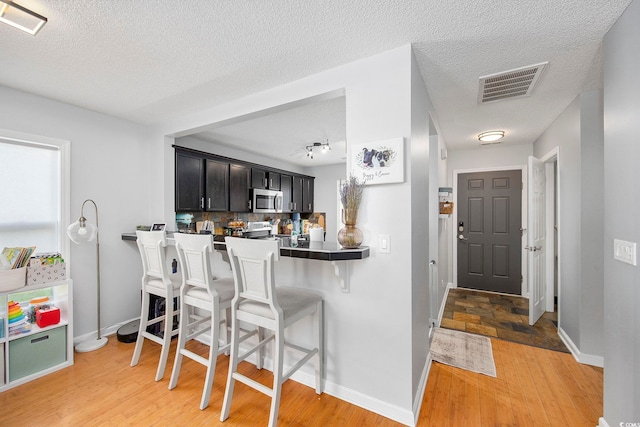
[430, 327, 497, 377]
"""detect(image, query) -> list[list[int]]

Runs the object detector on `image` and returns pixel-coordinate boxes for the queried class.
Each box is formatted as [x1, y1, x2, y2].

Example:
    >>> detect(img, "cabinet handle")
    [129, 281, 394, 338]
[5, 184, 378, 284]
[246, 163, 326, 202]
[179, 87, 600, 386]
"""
[269, 178, 273, 188]
[264, 178, 268, 188]
[248, 200, 252, 210]
[31, 335, 50, 344]
[200, 197, 204, 209]
[208, 198, 211, 209]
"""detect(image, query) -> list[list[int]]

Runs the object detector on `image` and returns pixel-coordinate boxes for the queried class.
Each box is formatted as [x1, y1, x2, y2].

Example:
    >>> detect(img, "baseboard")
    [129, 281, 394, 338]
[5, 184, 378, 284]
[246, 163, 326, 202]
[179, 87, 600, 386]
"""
[411, 354, 432, 427]
[557, 327, 604, 368]
[436, 283, 455, 326]
[598, 416, 610, 427]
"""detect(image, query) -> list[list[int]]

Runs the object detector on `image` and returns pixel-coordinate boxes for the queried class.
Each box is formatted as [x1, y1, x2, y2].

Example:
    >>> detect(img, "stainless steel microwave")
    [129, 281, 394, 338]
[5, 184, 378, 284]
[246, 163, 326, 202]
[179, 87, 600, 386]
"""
[251, 188, 283, 213]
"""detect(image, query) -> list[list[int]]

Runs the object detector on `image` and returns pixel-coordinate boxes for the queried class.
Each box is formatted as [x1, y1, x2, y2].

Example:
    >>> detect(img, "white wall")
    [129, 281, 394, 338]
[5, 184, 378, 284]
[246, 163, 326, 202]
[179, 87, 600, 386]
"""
[304, 163, 346, 243]
[150, 45, 424, 424]
[0, 85, 153, 337]
[602, 0, 640, 423]
[534, 90, 605, 363]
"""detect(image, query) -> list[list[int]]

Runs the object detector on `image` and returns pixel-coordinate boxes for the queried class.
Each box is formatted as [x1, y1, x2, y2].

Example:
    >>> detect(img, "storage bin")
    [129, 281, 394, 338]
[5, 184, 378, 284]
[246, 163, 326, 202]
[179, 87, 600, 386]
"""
[9, 326, 67, 381]
[26, 263, 66, 285]
[0, 267, 26, 292]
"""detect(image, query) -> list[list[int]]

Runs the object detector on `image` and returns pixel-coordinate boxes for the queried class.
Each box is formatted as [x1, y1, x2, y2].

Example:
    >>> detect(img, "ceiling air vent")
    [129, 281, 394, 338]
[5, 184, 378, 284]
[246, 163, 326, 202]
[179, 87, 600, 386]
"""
[478, 62, 548, 104]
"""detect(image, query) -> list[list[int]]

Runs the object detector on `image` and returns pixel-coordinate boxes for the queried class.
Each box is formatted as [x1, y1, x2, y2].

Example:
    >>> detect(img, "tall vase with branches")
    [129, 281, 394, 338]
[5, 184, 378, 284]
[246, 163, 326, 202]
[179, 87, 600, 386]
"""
[338, 174, 365, 248]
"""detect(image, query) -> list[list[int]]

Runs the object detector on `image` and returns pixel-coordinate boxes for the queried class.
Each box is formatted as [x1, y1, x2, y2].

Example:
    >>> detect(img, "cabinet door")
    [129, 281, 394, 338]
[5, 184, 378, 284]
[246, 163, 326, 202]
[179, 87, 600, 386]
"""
[267, 172, 281, 190]
[176, 152, 203, 211]
[292, 175, 303, 212]
[302, 177, 315, 213]
[251, 168, 267, 189]
[230, 164, 251, 212]
[205, 159, 229, 211]
[280, 174, 292, 212]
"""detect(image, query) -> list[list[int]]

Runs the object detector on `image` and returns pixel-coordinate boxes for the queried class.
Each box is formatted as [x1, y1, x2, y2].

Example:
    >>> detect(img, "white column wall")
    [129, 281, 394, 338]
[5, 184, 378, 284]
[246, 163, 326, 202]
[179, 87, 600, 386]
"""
[149, 45, 421, 423]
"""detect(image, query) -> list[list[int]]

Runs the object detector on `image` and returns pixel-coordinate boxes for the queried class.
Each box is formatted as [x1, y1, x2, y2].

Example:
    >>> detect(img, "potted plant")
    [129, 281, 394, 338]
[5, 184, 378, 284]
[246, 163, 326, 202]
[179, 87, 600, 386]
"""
[338, 174, 365, 248]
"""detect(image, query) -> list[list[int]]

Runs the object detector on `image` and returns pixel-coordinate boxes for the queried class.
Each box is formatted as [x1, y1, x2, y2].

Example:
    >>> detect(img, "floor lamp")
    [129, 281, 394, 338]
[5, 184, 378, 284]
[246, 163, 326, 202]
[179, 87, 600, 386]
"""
[67, 199, 108, 352]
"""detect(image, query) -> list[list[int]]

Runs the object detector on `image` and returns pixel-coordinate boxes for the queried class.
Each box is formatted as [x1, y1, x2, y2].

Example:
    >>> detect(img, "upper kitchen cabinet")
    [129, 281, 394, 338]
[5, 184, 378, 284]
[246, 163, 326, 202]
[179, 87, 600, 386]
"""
[204, 159, 229, 211]
[302, 177, 314, 213]
[251, 167, 281, 190]
[229, 163, 251, 212]
[175, 151, 204, 212]
[288, 175, 314, 213]
[175, 150, 229, 212]
[280, 174, 292, 213]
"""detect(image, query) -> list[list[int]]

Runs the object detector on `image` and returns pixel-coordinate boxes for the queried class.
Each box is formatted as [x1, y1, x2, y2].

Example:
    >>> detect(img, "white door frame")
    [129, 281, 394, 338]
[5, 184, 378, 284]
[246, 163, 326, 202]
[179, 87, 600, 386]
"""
[452, 165, 528, 296]
[539, 147, 560, 314]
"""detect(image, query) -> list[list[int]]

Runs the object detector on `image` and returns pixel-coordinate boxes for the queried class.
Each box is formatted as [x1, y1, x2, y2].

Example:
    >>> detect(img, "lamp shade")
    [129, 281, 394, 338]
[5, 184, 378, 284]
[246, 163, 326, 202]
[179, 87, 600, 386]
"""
[67, 217, 97, 244]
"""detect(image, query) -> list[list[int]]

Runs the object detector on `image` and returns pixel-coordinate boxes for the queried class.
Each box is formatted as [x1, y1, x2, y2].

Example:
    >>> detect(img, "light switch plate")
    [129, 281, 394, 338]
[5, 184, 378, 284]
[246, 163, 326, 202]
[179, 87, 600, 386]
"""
[379, 234, 390, 254]
[614, 239, 637, 266]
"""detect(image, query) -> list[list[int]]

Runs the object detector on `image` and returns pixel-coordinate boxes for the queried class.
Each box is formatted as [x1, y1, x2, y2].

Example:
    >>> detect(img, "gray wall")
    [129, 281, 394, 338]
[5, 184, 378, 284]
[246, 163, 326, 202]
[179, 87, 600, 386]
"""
[603, 0, 640, 423]
[533, 90, 604, 361]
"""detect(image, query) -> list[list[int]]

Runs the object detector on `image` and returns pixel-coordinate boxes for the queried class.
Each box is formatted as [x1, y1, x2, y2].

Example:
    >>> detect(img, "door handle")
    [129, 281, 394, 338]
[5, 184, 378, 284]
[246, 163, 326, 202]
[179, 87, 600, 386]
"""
[525, 246, 542, 251]
[458, 234, 468, 241]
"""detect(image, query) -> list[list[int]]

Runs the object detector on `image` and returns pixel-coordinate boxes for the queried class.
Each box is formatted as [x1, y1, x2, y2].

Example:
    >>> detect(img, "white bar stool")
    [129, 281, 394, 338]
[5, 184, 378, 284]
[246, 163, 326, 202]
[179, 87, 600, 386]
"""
[130, 230, 181, 381]
[221, 237, 324, 427]
[168, 233, 236, 410]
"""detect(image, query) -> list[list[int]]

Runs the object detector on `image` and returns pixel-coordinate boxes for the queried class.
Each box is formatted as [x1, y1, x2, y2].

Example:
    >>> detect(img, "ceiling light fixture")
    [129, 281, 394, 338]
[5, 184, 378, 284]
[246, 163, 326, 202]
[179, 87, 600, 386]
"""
[0, 1, 47, 35]
[306, 140, 331, 159]
[477, 130, 505, 143]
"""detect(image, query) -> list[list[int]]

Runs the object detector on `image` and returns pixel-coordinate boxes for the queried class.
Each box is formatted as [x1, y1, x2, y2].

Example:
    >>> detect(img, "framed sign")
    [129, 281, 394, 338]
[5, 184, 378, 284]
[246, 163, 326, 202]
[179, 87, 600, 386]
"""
[351, 137, 404, 185]
[151, 223, 166, 231]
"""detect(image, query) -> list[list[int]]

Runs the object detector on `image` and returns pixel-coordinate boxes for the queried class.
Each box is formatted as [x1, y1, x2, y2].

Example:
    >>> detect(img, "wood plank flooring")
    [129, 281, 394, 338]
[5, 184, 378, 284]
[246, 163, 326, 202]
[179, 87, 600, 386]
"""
[0, 334, 602, 426]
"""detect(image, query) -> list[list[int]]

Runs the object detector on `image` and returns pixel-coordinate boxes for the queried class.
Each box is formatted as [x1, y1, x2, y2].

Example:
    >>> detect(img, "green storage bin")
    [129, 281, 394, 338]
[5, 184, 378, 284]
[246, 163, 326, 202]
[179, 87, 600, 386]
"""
[9, 326, 66, 381]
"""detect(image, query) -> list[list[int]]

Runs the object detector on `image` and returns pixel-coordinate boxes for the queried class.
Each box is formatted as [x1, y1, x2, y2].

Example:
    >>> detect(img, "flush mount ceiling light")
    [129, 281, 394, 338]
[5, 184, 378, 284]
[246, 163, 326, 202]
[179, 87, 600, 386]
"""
[477, 130, 505, 143]
[305, 140, 331, 159]
[0, 1, 47, 35]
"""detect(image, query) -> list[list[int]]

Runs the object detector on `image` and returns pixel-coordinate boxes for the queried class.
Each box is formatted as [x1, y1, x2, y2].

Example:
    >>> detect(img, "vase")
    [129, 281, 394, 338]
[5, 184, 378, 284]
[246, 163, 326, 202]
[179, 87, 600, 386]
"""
[337, 208, 363, 249]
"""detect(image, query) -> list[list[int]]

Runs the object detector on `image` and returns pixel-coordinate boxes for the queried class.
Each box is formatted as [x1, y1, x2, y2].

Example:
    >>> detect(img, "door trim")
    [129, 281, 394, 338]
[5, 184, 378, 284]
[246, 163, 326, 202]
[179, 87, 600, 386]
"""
[452, 165, 528, 296]
[539, 147, 560, 318]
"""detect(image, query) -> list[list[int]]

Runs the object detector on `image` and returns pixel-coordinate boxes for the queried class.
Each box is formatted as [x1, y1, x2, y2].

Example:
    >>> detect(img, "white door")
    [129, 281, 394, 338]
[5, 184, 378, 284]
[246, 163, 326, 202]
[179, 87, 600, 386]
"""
[528, 156, 546, 325]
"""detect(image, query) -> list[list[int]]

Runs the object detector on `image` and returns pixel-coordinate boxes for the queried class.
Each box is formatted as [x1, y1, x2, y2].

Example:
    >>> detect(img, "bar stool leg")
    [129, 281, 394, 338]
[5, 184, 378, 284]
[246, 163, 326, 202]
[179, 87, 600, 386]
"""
[131, 290, 151, 367]
[200, 299, 220, 410]
[268, 324, 285, 427]
[220, 312, 240, 422]
[315, 300, 324, 394]
[155, 296, 174, 381]
[168, 302, 189, 390]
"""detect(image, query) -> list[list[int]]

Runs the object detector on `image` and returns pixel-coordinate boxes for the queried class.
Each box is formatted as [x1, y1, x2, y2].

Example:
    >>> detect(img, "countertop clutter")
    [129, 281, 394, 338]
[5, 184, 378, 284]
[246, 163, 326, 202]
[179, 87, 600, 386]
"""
[121, 232, 369, 261]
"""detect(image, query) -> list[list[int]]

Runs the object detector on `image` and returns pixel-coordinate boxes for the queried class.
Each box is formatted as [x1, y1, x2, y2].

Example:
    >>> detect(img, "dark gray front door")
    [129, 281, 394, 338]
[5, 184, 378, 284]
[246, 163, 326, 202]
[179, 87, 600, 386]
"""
[457, 170, 522, 294]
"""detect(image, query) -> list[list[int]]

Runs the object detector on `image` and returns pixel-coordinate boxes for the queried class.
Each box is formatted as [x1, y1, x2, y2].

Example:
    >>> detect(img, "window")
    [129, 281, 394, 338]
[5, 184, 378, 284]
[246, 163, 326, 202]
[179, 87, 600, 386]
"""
[0, 130, 69, 257]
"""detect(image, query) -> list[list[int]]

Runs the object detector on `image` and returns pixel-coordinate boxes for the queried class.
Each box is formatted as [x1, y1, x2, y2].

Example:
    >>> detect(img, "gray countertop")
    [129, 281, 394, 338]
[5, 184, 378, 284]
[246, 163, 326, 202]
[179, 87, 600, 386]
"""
[121, 232, 369, 261]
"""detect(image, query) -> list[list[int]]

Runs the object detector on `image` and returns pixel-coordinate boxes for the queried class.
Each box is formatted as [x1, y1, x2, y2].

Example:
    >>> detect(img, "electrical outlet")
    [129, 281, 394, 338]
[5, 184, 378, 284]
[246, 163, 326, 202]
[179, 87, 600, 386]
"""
[379, 234, 390, 254]
[614, 239, 637, 266]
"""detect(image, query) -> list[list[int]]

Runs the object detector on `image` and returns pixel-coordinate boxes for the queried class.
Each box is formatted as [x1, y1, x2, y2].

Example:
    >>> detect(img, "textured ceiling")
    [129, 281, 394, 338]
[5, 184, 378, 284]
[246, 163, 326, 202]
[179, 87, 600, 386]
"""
[0, 0, 631, 164]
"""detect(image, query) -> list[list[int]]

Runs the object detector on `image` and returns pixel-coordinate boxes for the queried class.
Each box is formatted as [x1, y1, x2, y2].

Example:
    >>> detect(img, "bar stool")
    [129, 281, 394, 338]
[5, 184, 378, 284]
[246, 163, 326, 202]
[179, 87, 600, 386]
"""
[130, 230, 181, 381]
[168, 233, 236, 410]
[221, 237, 324, 427]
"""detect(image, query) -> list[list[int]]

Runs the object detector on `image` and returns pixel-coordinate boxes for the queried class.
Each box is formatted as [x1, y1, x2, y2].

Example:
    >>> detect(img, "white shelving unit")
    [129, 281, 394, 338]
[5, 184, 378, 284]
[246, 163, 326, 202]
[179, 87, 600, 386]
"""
[0, 279, 73, 391]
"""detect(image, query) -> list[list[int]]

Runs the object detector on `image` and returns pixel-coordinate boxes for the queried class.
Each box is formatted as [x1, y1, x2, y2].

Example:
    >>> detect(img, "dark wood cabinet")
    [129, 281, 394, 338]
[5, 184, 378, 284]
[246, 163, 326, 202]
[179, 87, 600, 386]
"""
[175, 147, 313, 214]
[280, 174, 292, 212]
[302, 177, 314, 213]
[252, 168, 281, 190]
[204, 159, 229, 211]
[175, 152, 204, 211]
[292, 175, 303, 212]
[229, 164, 250, 212]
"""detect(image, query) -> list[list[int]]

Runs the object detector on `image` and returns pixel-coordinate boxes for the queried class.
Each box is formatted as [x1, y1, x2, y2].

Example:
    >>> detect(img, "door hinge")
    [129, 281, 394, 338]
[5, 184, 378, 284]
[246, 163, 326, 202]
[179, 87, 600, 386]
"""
[521, 182, 524, 190]
[520, 275, 523, 283]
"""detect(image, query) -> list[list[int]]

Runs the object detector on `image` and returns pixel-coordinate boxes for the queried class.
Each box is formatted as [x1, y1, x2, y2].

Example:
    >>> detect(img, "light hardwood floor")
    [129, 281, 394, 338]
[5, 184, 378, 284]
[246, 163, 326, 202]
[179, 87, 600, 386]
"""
[0, 335, 602, 426]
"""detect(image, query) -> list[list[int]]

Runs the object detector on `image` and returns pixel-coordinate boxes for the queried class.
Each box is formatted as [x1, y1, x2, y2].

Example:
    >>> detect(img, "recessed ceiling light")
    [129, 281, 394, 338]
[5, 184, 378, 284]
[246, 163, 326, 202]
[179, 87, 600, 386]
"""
[0, 0, 47, 35]
[477, 131, 505, 142]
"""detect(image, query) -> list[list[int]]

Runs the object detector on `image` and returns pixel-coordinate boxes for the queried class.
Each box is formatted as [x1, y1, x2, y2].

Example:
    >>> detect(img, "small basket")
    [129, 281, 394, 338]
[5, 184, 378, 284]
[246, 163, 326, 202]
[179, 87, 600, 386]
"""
[439, 202, 454, 215]
[0, 267, 27, 292]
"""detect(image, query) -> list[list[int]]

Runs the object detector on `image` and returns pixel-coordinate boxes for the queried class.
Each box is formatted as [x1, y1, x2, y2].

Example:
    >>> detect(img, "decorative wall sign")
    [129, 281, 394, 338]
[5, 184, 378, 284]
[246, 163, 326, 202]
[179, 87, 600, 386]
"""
[351, 137, 404, 185]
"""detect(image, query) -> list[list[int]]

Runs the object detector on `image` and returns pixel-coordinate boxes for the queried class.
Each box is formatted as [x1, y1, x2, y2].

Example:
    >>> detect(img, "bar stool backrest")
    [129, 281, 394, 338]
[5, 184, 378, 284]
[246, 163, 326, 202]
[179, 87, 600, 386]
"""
[136, 230, 171, 284]
[173, 233, 215, 293]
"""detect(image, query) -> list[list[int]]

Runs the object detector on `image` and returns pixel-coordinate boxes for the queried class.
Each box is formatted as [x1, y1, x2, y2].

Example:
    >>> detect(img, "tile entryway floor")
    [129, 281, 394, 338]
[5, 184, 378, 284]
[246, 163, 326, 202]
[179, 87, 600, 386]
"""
[440, 287, 570, 353]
